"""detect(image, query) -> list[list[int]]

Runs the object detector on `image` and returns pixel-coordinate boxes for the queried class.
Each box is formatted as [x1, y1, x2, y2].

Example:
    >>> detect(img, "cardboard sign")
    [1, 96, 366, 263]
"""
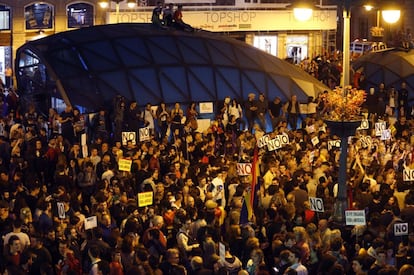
[309, 197, 324, 212]
[257, 135, 269, 148]
[139, 127, 151, 142]
[57, 202, 65, 219]
[403, 169, 414, 181]
[360, 136, 372, 148]
[118, 158, 132, 172]
[380, 129, 391, 140]
[267, 137, 282, 151]
[122, 131, 136, 146]
[375, 122, 386, 136]
[311, 136, 319, 146]
[328, 140, 341, 151]
[345, 210, 366, 225]
[138, 191, 153, 207]
[394, 223, 409, 236]
[237, 163, 252, 176]
[358, 119, 369, 130]
[219, 242, 225, 262]
[84, 216, 98, 230]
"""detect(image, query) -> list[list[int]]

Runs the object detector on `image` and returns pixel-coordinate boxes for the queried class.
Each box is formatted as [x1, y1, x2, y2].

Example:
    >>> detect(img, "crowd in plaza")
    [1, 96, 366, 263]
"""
[0, 77, 413, 275]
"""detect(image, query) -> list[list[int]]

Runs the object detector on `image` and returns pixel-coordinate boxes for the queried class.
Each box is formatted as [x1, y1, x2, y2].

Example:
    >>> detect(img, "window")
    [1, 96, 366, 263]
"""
[25, 3, 54, 30]
[67, 3, 94, 28]
[0, 5, 10, 30]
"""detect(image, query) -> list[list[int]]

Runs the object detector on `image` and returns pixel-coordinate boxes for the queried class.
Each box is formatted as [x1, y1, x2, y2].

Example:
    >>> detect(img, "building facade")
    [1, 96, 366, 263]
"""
[1, 0, 411, 87]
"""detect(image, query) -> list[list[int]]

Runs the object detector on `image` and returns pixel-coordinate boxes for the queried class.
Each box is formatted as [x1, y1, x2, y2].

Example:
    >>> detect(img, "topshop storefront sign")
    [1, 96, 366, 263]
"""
[107, 9, 337, 32]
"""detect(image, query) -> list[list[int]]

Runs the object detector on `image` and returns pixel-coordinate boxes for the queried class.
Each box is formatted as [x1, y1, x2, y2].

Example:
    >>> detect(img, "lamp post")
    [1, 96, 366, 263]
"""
[364, 3, 401, 42]
[98, 0, 137, 23]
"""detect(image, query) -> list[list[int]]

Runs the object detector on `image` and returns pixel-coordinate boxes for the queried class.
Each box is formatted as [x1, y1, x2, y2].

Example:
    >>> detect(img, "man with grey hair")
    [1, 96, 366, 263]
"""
[142, 215, 167, 249]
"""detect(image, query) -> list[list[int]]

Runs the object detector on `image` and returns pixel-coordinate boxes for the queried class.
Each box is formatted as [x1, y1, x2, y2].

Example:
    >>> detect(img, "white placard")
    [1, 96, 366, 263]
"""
[307, 124, 316, 133]
[139, 127, 151, 142]
[309, 197, 324, 212]
[311, 136, 319, 146]
[358, 119, 369, 130]
[82, 144, 89, 158]
[279, 134, 289, 145]
[380, 129, 391, 140]
[257, 135, 269, 148]
[237, 163, 252, 176]
[375, 122, 386, 136]
[360, 136, 372, 148]
[84, 216, 98, 230]
[219, 242, 225, 262]
[57, 202, 65, 219]
[81, 133, 87, 146]
[345, 210, 366, 225]
[394, 223, 409, 236]
[199, 102, 214, 114]
[403, 169, 414, 181]
[122, 131, 136, 146]
[328, 140, 341, 151]
[267, 137, 282, 151]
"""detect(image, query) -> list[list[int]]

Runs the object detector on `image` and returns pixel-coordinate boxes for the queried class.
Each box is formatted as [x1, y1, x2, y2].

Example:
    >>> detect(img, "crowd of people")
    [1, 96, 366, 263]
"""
[0, 79, 413, 275]
[151, 2, 196, 32]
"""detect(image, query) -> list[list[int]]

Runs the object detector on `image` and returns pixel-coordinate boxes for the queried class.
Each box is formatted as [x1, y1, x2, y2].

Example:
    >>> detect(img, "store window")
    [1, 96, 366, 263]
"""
[25, 3, 54, 30]
[67, 3, 94, 28]
[253, 35, 278, 56]
[0, 5, 10, 30]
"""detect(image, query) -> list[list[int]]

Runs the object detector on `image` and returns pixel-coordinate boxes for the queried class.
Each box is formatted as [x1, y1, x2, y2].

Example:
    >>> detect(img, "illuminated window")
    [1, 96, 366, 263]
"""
[0, 5, 10, 30]
[67, 3, 94, 28]
[25, 3, 54, 30]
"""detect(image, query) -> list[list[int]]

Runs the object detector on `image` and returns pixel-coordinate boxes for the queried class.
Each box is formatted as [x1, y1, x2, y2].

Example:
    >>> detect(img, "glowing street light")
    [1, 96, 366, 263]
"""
[98, 0, 137, 23]
[291, 0, 314, 21]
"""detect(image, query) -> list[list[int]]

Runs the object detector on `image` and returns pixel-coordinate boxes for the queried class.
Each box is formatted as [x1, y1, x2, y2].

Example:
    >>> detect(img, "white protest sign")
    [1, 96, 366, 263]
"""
[237, 163, 252, 176]
[138, 191, 153, 207]
[375, 122, 386, 136]
[345, 210, 366, 225]
[118, 158, 132, 172]
[279, 134, 289, 145]
[139, 127, 151, 142]
[403, 169, 414, 181]
[360, 136, 372, 148]
[267, 137, 282, 151]
[219, 242, 225, 262]
[358, 119, 369, 130]
[122, 132, 136, 146]
[311, 136, 319, 146]
[82, 144, 89, 158]
[307, 124, 316, 133]
[394, 223, 409, 236]
[309, 197, 324, 212]
[328, 140, 341, 151]
[84, 216, 98, 230]
[380, 129, 391, 140]
[81, 133, 87, 146]
[257, 135, 269, 148]
[57, 202, 65, 219]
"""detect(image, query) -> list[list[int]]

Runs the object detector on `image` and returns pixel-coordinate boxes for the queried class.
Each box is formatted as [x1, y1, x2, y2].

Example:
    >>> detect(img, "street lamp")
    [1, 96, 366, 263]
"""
[290, 0, 314, 21]
[98, 0, 137, 23]
[364, 2, 401, 40]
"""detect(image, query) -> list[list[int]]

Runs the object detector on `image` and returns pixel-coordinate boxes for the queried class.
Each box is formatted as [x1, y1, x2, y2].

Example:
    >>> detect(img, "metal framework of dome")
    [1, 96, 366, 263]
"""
[15, 23, 329, 111]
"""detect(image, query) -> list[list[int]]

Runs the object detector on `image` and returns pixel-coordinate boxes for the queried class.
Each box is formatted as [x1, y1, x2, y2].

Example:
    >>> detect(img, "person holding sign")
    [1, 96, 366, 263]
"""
[170, 102, 184, 137]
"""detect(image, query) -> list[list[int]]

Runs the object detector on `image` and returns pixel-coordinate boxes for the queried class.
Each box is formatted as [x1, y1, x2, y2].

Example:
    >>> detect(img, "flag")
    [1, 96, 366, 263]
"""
[250, 145, 259, 208]
[240, 145, 259, 224]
